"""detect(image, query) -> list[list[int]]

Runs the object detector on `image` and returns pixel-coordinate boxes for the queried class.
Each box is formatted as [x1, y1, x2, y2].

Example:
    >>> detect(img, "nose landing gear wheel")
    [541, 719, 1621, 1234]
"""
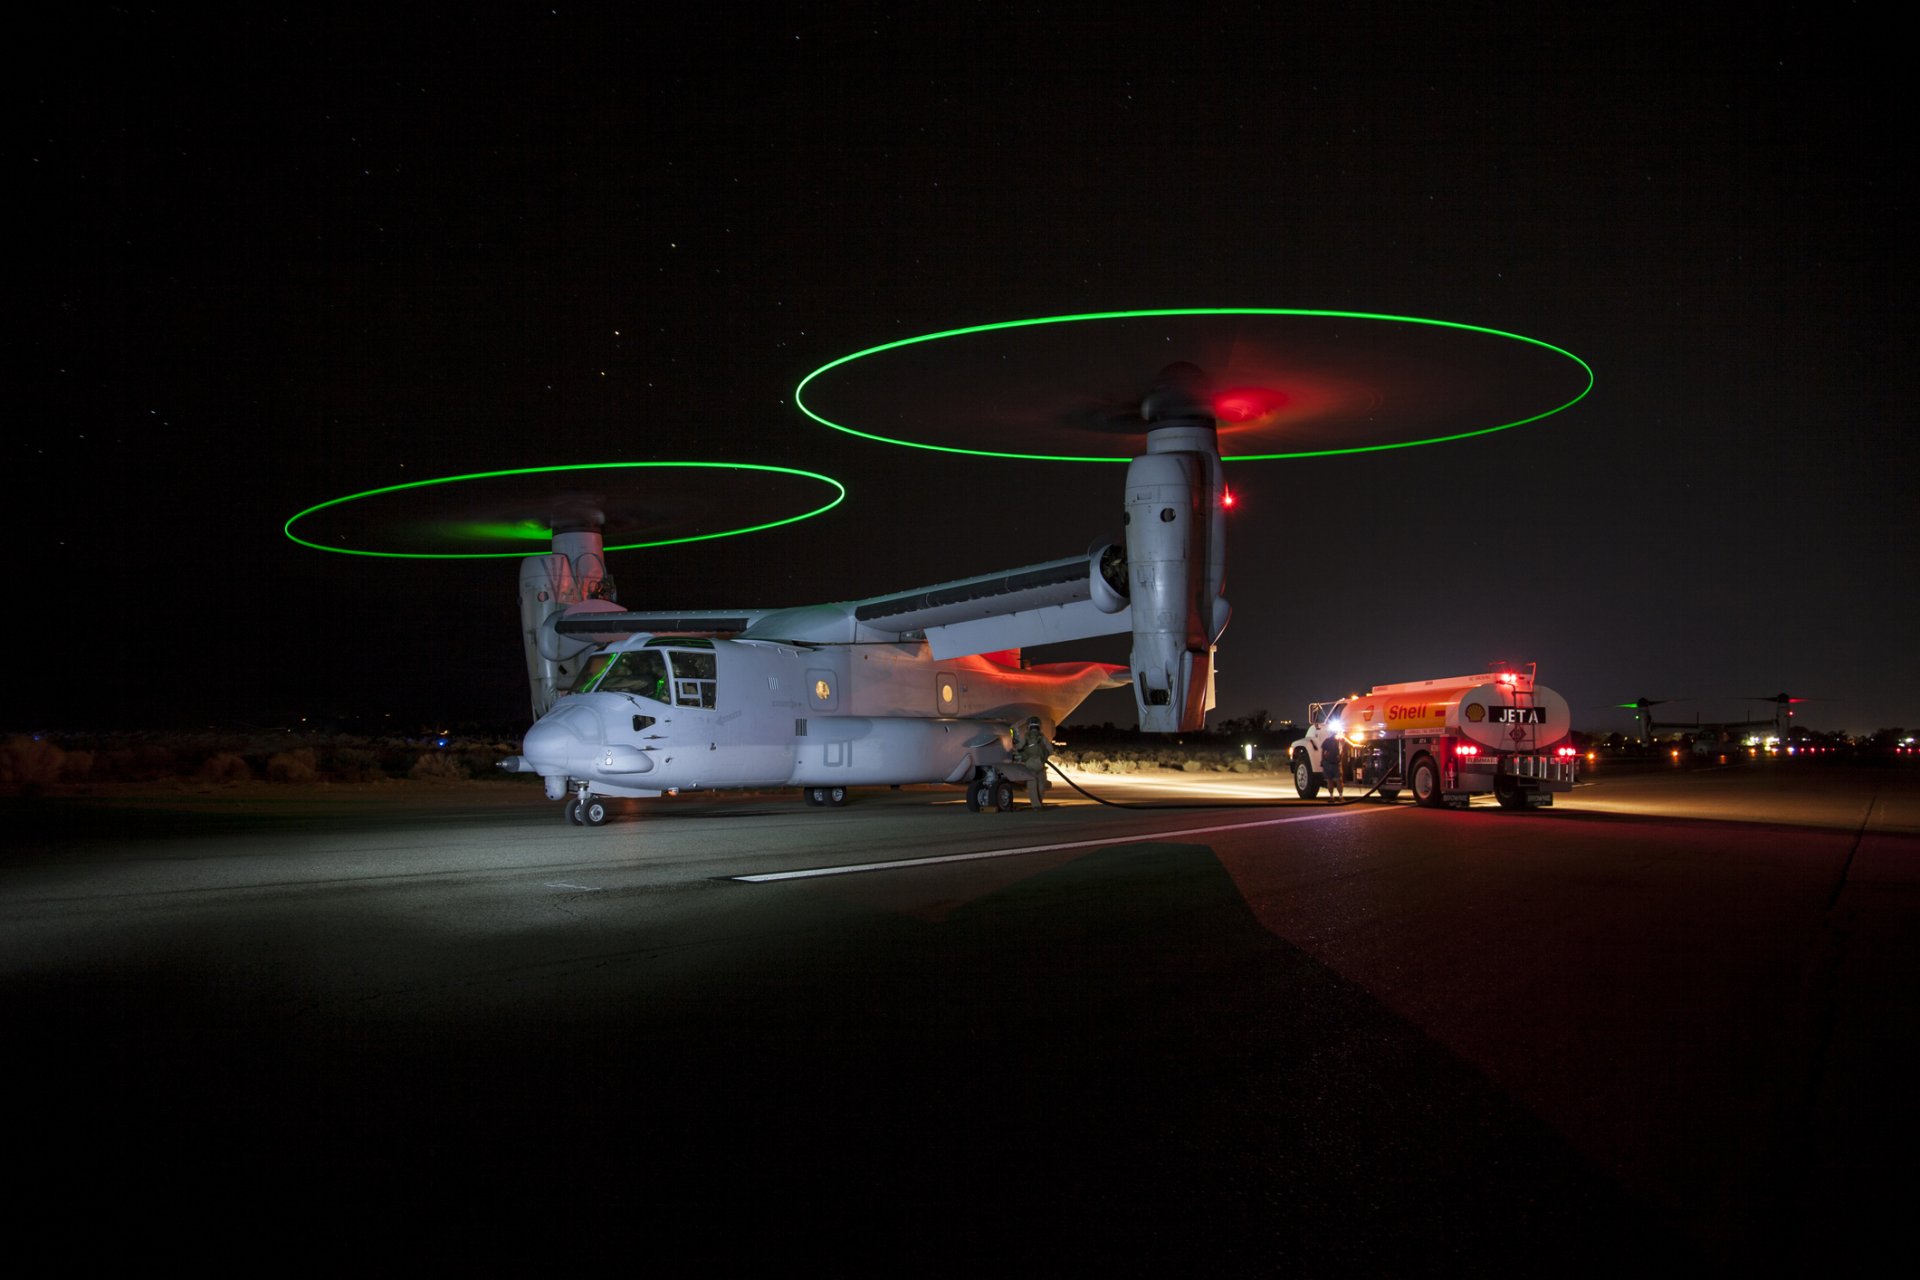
[564, 798, 582, 825]
[581, 797, 609, 825]
[993, 780, 1015, 811]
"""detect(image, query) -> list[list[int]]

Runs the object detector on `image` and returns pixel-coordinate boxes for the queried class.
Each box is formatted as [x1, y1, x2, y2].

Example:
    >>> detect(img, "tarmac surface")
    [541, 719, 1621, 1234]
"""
[5, 761, 1914, 1272]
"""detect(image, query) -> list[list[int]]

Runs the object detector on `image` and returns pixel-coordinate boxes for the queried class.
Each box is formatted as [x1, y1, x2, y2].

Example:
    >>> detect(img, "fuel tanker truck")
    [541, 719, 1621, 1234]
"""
[1289, 665, 1580, 809]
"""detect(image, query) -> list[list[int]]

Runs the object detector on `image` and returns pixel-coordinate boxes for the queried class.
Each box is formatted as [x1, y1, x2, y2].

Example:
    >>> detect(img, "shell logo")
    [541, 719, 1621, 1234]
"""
[1361, 705, 1376, 722]
[1465, 702, 1486, 722]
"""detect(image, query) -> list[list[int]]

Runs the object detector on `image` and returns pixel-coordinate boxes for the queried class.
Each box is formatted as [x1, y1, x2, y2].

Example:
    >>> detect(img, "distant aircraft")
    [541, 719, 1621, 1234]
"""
[1613, 693, 1820, 759]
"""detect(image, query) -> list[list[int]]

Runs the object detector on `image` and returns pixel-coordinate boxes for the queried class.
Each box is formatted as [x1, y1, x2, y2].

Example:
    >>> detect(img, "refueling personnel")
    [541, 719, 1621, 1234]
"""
[1013, 716, 1053, 809]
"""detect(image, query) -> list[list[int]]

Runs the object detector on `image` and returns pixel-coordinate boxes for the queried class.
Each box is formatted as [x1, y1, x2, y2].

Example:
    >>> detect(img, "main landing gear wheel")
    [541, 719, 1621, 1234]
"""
[827, 786, 848, 806]
[1493, 775, 1528, 811]
[565, 795, 609, 826]
[993, 780, 1015, 812]
[1410, 757, 1445, 809]
[964, 782, 985, 812]
[1293, 757, 1320, 800]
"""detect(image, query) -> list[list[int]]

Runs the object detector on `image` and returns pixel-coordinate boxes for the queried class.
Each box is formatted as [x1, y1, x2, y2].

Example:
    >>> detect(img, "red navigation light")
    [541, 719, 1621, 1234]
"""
[1212, 386, 1289, 423]
[1222, 487, 1237, 509]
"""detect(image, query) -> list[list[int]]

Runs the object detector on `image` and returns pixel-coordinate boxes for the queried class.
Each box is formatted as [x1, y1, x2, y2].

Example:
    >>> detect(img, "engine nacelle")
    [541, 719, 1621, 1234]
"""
[518, 528, 615, 717]
[1123, 380, 1229, 733]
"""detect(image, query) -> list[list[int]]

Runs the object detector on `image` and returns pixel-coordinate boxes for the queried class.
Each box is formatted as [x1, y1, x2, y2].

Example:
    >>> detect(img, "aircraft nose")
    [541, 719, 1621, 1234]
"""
[522, 702, 603, 770]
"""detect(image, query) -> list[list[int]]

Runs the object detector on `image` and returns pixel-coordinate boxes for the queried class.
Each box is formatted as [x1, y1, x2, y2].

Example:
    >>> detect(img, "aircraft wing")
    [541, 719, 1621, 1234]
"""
[544, 547, 1132, 659]
[852, 550, 1131, 660]
[552, 606, 769, 641]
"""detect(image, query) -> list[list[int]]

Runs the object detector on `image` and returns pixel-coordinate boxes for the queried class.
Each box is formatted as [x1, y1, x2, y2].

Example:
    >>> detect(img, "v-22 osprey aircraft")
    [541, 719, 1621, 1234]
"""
[503, 365, 1231, 824]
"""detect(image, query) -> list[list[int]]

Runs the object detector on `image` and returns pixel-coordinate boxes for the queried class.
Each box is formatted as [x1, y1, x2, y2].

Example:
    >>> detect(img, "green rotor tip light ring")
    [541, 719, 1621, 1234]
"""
[284, 462, 847, 559]
[794, 308, 1593, 463]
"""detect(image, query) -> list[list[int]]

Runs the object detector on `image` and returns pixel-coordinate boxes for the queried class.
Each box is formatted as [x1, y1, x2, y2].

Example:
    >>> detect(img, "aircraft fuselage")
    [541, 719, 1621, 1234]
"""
[517, 632, 1120, 800]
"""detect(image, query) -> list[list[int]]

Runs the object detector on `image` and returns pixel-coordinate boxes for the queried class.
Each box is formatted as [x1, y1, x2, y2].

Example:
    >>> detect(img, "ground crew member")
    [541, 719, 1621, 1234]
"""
[1322, 731, 1344, 801]
[1015, 716, 1052, 809]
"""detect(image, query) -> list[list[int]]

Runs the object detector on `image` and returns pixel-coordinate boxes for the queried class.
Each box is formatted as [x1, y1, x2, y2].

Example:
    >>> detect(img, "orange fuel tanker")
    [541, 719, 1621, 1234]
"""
[1288, 665, 1579, 809]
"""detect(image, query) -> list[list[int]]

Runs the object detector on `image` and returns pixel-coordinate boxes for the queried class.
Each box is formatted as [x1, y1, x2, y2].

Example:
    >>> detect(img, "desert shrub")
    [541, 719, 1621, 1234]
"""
[325, 747, 386, 782]
[197, 752, 254, 785]
[96, 744, 184, 782]
[408, 751, 466, 781]
[266, 748, 320, 783]
[0, 736, 67, 789]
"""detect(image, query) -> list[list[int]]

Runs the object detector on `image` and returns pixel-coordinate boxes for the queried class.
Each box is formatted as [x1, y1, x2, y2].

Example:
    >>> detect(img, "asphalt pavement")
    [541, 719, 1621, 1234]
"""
[4, 763, 1913, 1273]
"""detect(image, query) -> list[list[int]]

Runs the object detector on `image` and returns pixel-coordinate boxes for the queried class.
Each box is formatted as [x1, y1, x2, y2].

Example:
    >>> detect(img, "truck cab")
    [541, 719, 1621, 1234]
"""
[1293, 698, 1399, 801]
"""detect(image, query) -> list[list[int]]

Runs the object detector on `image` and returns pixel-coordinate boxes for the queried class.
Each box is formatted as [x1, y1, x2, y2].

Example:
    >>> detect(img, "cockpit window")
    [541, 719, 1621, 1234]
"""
[570, 651, 616, 694]
[667, 649, 717, 709]
[589, 650, 671, 701]
[582, 647, 718, 707]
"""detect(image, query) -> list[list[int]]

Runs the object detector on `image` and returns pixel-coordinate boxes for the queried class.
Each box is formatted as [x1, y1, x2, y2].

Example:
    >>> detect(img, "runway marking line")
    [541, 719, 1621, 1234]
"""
[731, 803, 1401, 882]
[544, 882, 604, 891]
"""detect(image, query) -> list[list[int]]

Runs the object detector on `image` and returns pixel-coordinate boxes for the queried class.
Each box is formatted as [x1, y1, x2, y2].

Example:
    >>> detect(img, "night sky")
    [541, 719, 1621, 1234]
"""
[22, 5, 1913, 736]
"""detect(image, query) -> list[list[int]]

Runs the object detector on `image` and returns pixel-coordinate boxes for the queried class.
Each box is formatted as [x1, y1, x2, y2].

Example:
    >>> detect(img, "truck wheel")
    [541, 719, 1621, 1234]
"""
[1411, 756, 1444, 809]
[1494, 776, 1528, 810]
[1293, 756, 1320, 799]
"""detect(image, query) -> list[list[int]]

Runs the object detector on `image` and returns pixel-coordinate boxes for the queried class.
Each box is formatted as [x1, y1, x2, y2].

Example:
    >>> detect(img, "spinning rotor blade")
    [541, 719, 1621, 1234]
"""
[1055, 361, 1289, 435]
[286, 463, 845, 558]
[798, 310, 1590, 462]
[439, 489, 675, 541]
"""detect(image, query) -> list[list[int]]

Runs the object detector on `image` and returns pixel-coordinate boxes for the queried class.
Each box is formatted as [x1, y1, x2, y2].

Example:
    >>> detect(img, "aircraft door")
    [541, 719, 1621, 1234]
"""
[936, 672, 959, 715]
